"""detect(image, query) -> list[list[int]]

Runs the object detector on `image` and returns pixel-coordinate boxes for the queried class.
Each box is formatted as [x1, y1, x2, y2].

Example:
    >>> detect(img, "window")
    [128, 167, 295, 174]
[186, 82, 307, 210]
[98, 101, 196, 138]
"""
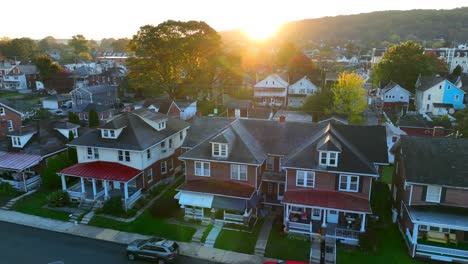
[319, 151, 338, 167]
[195, 161, 210, 176]
[212, 143, 227, 157]
[103, 130, 109, 137]
[12, 136, 21, 147]
[161, 141, 167, 153]
[296, 170, 315, 188]
[161, 161, 167, 174]
[266, 156, 274, 171]
[448, 86, 451, 90]
[0, 107, 4, 115]
[147, 149, 151, 159]
[312, 208, 321, 220]
[169, 138, 173, 149]
[102, 129, 116, 139]
[147, 169, 153, 183]
[110, 130, 115, 137]
[231, 164, 247, 181]
[455, 95, 460, 101]
[179, 131, 183, 141]
[339, 175, 359, 192]
[290, 206, 305, 213]
[157, 121, 166, 130]
[429, 226, 440, 232]
[439, 85, 442, 89]
[427, 94, 431, 100]
[419, 225, 428, 231]
[426, 104, 430, 111]
[87, 147, 99, 159]
[7, 120, 14, 132]
[426, 185, 442, 203]
[118, 150, 130, 162]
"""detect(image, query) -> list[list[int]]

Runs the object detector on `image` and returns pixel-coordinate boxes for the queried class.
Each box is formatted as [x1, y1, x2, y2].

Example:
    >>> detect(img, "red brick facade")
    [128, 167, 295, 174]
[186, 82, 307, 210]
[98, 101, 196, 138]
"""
[185, 160, 257, 188]
[0, 104, 22, 140]
[142, 149, 183, 190]
[167, 102, 181, 119]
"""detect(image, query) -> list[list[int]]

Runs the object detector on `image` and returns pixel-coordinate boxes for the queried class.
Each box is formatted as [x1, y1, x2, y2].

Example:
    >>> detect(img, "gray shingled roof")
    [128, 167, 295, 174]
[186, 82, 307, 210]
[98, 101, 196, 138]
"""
[416, 75, 446, 91]
[182, 117, 234, 149]
[69, 110, 189, 151]
[399, 136, 468, 188]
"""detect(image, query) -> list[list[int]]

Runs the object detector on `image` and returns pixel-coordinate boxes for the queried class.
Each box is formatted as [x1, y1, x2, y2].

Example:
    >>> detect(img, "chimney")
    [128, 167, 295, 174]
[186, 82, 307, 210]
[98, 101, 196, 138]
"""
[432, 126, 445, 137]
[279, 115, 286, 123]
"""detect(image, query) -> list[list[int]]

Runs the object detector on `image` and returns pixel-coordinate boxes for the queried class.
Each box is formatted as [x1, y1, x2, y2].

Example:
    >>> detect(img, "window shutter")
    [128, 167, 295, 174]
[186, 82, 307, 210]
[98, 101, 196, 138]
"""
[440, 187, 447, 203]
[335, 175, 339, 190]
[421, 186, 427, 201]
[359, 177, 364, 193]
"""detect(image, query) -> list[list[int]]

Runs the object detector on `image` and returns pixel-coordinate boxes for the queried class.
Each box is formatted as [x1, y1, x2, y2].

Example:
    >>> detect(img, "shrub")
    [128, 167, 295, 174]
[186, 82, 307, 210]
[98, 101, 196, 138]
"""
[47, 191, 70, 207]
[359, 227, 378, 252]
[149, 196, 179, 218]
[41, 153, 73, 190]
[101, 196, 125, 216]
[0, 182, 17, 196]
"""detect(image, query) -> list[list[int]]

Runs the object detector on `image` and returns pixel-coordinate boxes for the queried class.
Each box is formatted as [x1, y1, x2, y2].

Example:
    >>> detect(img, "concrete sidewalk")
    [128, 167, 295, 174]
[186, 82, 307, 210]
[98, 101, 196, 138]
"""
[0, 210, 264, 264]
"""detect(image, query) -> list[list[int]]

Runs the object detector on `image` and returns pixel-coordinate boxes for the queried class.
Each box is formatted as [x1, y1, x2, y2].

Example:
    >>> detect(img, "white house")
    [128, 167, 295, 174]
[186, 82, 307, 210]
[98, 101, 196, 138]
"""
[254, 74, 289, 107]
[41, 94, 71, 110]
[380, 82, 411, 111]
[287, 76, 318, 108]
[384, 121, 406, 163]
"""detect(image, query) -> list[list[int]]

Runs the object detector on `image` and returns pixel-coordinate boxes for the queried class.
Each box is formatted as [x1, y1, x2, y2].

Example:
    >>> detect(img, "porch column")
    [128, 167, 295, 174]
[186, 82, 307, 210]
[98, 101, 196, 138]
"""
[124, 182, 129, 200]
[61, 175, 67, 191]
[80, 177, 85, 193]
[360, 214, 366, 232]
[285, 205, 289, 222]
[92, 178, 97, 199]
[22, 172, 28, 192]
[322, 209, 327, 227]
[103, 180, 109, 200]
[412, 223, 419, 244]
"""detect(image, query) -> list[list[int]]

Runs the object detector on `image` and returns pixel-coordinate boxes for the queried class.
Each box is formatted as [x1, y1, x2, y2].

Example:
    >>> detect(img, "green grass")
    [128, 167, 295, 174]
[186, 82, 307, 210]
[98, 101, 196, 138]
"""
[12, 191, 70, 221]
[214, 218, 264, 254]
[89, 211, 196, 242]
[264, 222, 311, 262]
[201, 224, 214, 243]
[382, 166, 394, 185]
[0, 193, 19, 206]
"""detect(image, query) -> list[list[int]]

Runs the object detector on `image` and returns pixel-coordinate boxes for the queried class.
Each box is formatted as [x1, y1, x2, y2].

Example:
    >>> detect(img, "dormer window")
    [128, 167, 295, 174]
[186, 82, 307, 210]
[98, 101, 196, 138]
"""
[319, 151, 338, 167]
[12, 136, 21, 147]
[212, 143, 227, 157]
[157, 121, 166, 130]
[102, 129, 116, 139]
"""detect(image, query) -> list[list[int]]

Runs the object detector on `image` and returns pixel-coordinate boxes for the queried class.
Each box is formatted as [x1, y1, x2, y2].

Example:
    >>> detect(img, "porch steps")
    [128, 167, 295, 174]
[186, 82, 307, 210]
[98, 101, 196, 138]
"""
[79, 200, 95, 211]
[68, 211, 82, 224]
[254, 216, 275, 256]
[2, 200, 16, 210]
[204, 222, 223, 248]
[1, 190, 37, 210]
[191, 227, 205, 244]
[80, 211, 95, 225]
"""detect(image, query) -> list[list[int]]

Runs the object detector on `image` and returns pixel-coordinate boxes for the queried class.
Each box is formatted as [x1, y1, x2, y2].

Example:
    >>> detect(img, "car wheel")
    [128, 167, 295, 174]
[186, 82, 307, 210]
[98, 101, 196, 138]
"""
[127, 253, 136, 261]
[156, 258, 165, 264]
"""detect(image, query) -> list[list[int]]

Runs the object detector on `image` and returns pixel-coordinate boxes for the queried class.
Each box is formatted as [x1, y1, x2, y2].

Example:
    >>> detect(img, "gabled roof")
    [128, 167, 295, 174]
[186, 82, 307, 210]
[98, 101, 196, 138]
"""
[398, 136, 468, 188]
[416, 75, 446, 91]
[17, 65, 39, 75]
[382, 81, 410, 95]
[142, 98, 173, 114]
[0, 151, 41, 171]
[182, 117, 234, 149]
[254, 74, 289, 88]
[289, 76, 318, 90]
[0, 99, 24, 116]
[133, 108, 168, 123]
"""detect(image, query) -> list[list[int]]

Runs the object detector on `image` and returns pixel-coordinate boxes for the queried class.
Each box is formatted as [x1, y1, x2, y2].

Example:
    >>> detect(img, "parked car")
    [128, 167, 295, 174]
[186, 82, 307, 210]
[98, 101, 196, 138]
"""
[264, 261, 308, 264]
[61, 101, 72, 109]
[126, 237, 179, 264]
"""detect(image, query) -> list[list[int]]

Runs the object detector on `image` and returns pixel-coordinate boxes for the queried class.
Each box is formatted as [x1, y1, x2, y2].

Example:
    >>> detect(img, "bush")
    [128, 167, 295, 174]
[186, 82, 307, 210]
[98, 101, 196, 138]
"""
[101, 196, 125, 216]
[359, 227, 378, 252]
[47, 191, 70, 207]
[42, 153, 74, 190]
[0, 182, 17, 196]
[149, 196, 179, 218]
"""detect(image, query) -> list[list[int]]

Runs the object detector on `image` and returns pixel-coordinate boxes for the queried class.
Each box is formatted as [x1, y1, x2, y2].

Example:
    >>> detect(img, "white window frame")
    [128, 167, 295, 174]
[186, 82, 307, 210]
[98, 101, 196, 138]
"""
[161, 161, 167, 174]
[312, 208, 321, 220]
[230, 164, 247, 181]
[12, 136, 21, 147]
[147, 149, 151, 160]
[118, 150, 130, 162]
[419, 225, 428, 231]
[296, 170, 315, 188]
[87, 147, 99, 159]
[147, 168, 153, 183]
[426, 185, 442, 203]
[161, 141, 167, 153]
[7, 120, 14, 132]
[339, 175, 359, 192]
[0, 107, 4, 116]
[102, 129, 116, 139]
[212, 143, 228, 158]
[319, 151, 339, 167]
[194, 161, 210, 177]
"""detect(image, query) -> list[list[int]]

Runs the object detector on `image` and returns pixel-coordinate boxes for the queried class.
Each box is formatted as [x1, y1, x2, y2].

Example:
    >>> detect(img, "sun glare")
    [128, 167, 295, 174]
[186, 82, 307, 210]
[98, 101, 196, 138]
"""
[242, 21, 280, 41]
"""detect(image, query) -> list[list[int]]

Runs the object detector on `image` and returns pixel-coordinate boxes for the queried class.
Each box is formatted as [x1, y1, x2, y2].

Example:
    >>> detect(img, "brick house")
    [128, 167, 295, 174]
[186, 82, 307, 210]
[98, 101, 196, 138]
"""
[391, 136, 468, 263]
[0, 100, 23, 141]
[177, 118, 388, 237]
[59, 109, 189, 209]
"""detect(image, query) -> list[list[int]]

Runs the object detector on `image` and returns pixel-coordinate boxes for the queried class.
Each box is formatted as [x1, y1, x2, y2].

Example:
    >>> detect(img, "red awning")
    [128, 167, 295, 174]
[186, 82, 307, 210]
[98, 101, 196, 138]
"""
[283, 189, 372, 213]
[59, 161, 142, 182]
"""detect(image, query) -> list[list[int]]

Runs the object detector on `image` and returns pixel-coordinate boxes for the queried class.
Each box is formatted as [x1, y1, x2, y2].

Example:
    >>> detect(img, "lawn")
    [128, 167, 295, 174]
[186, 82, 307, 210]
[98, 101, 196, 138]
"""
[12, 190, 70, 221]
[382, 166, 394, 185]
[0, 192, 19, 206]
[201, 224, 213, 243]
[264, 222, 311, 262]
[214, 218, 264, 254]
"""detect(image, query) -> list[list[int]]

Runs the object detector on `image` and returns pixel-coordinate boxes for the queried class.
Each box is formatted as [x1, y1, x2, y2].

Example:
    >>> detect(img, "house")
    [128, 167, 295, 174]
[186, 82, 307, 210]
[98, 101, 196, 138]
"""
[0, 100, 23, 141]
[87, 66, 127, 87]
[391, 136, 468, 262]
[0, 119, 86, 192]
[72, 103, 116, 122]
[254, 74, 289, 107]
[177, 118, 388, 243]
[71, 85, 118, 107]
[139, 98, 197, 120]
[371, 48, 387, 68]
[17, 64, 40, 90]
[224, 97, 252, 118]
[0, 61, 27, 90]
[380, 81, 411, 112]
[426, 45, 468, 74]
[287, 76, 318, 108]
[397, 114, 451, 137]
[59, 109, 190, 209]
[415, 75, 465, 116]
[41, 94, 71, 110]
[272, 110, 312, 123]
[384, 122, 406, 164]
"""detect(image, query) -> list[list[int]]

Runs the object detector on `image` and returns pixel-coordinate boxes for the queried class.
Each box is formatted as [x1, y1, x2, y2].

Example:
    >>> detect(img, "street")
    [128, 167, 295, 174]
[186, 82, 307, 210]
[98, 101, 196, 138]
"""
[0, 221, 217, 264]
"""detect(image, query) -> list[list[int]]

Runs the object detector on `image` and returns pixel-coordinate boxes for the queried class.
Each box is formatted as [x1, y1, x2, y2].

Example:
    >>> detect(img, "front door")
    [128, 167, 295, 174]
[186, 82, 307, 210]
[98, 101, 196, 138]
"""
[327, 210, 339, 224]
[277, 183, 284, 200]
[235, 108, 241, 118]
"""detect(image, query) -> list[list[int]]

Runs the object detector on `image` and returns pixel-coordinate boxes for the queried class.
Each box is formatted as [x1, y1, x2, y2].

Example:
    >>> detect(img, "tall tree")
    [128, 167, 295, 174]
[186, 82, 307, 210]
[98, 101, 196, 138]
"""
[33, 55, 63, 82]
[68, 35, 89, 55]
[67, 131, 78, 164]
[452, 65, 463, 76]
[38, 36, 60, 52]
[127, 20, 222, 98]
[331, 72, 367, 120]
[111, 38, 130, 53]
[373, 41, 433, 92]
[88, 109, 99, 127]
[3, 38, 38, 61]
[287, 51, 319, 83]
[302, 87, 334, 121]
[276, 42, 297, 68]
[455, 108, 468, 138]
[68, 111, 80, 125]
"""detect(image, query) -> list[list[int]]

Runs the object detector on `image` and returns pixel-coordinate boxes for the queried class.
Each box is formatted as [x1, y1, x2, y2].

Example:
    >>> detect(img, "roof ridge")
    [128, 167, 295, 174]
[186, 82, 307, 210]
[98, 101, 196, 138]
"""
[282, 123, 330, 164]
[230, 119, 266, 163]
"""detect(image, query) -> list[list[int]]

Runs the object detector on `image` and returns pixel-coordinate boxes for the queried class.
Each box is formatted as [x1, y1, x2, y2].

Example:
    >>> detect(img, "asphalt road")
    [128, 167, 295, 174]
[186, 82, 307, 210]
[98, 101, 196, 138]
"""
[0, 221, 217, 264]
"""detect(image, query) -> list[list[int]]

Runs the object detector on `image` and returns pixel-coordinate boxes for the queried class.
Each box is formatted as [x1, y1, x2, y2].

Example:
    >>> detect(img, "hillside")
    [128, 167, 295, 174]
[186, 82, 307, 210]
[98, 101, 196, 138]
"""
[220, 7, 468, 46]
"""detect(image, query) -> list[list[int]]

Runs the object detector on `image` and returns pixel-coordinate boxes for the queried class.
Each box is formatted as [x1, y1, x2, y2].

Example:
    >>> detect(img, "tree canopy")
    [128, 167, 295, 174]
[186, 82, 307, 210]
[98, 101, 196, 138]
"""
[33, 55, 64, 82]
[331, 72, 367, 120]
[69, 35, 89, 55]
[287, 51, 319, 84]
[302, 86, 334, 121]
[0, 38, 38, 61]
[127, 20, 223, 98]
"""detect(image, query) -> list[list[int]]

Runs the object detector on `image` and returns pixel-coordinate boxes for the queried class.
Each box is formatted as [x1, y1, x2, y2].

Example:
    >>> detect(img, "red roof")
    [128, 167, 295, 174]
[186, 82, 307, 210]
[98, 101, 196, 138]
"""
[59, 161, 142, 182]
[283, 189, 372, 213]
[178, 179, 255, 199]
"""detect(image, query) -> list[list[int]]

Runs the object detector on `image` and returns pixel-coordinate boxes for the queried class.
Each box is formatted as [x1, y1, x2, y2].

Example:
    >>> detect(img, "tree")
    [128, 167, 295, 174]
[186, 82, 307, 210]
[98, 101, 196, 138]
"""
[127, 20, 223, 98]
[38, 36, 60, 52]
[287, 51, 319, 83]
[373, 41, 433, 92]
[33, 55, 63, 82]
[331, 72, 367, 120]
[68, 112, 80, 125]
[41, 153, 73, 190]
[68, 35, 89, 55]
[302, 87, 334, 121]
[111, 38, 130, 53]
[426, 53, 449, 75]
[455, 108, 468, 138]
[452, 65, 463, 76]
[67, 131, 78, 164]
[276, 42, 297, 68]
[2, 38, 38, 61]
[88, 109, 99, 127]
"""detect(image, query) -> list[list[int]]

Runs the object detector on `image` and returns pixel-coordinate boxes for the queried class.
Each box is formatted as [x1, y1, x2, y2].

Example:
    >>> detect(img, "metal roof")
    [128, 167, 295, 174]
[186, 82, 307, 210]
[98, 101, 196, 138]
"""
[59, 161, 142, 182]
[0, 152, 41, 171]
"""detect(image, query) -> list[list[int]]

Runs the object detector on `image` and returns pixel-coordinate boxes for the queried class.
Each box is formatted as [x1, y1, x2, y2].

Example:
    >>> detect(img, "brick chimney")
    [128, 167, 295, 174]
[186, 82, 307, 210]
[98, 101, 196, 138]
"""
[432, 126, 445, 137]
[279, 115, 286, 123]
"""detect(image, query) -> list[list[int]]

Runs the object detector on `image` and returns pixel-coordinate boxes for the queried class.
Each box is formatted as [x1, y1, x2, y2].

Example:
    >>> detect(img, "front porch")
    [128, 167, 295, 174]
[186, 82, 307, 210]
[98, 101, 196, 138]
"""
[261, 174, 285, 206]
[0, 152, 42, 192]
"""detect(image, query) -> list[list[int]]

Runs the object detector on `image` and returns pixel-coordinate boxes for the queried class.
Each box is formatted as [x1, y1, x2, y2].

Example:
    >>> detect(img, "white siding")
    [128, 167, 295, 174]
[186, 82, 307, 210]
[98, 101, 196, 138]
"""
[418, 81, 445, 113]
[42, 100, 59, 110]
[383, 85, 410, 103]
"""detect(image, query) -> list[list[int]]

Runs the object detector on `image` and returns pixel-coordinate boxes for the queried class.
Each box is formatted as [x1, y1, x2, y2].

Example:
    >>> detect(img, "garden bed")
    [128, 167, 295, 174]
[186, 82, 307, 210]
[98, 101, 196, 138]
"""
[11, 190, 70, 221]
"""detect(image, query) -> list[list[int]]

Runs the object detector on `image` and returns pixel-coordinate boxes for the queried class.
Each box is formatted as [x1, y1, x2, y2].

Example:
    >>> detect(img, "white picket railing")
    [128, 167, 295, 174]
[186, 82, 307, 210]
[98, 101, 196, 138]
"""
[126, 189, 142, 209]
[335, 228, 360, 240]
[185, 208, 204, 220]
[1, 175, 41, 191]
[417, 244, 468, 259]
[288, 221, 312, 234]
[224, 212, 244, 223]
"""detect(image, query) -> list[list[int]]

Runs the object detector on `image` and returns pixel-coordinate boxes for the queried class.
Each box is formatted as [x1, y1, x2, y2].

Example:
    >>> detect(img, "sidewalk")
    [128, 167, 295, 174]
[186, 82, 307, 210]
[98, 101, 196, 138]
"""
[0, 210, 264, 264]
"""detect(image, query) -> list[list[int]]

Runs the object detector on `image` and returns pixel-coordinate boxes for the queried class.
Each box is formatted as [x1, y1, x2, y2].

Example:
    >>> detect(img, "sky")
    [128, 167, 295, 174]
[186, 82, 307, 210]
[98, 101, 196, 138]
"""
[2, 0, 466, 40]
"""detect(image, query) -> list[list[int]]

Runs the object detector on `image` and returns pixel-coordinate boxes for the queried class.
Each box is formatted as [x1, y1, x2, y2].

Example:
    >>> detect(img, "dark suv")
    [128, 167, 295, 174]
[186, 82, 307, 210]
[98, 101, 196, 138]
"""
[126, 237, 179, 264]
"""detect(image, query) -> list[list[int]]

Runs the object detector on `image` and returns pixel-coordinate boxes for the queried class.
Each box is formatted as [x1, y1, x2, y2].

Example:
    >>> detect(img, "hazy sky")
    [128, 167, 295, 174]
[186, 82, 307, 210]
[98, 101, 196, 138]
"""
[3, 0, 466, 39]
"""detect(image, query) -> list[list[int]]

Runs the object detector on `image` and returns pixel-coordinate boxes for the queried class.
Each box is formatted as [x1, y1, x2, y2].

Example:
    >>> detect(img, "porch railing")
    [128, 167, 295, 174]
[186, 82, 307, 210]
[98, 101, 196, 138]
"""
[185, 207, 204, 220]
[125, 189, 142, 209]
[288, 221, 312, 234]
[1, 175, 41, 191]
[416, 244, 468, 259]
[224, 212, 244, 223]
[335, 227, 360, 240]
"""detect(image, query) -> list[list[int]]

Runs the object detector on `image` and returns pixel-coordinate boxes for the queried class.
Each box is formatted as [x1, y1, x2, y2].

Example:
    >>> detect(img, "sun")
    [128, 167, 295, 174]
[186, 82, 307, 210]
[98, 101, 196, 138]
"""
[242, 21, 280, 41]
